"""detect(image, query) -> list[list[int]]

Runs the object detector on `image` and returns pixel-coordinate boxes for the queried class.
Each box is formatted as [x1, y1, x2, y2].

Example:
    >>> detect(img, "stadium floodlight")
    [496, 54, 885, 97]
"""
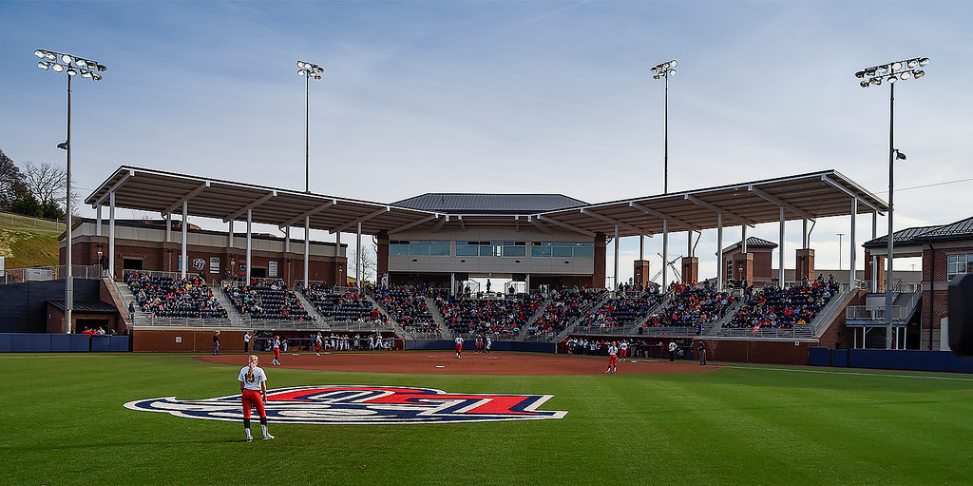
[855, 56, 928, 350]
[34, 48, 106, 335]
[651, 59, 678, 195]
[297, 60, 325, 193]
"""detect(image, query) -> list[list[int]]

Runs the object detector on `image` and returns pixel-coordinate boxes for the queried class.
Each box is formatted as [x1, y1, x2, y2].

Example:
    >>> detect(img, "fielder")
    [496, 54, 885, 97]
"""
[605, 341, 618, 374]
[618, 340, 628, 362]
[455, 335, 464, 358]
[238, 355, 274, 442]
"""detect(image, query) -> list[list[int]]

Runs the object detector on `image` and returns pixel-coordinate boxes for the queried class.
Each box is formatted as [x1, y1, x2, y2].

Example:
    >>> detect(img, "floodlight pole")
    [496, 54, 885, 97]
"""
[856, 56, 928, 349]
[297, 60, 324, 193]
[35, 49, 105, 334]
[652, 59, 677, 195]
[885, 82, 895, 350]
[66, 73, 73, 334]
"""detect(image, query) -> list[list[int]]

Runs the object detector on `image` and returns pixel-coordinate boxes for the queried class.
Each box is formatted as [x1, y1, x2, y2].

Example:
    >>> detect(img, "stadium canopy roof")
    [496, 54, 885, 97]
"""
[86, 166, 887, 238]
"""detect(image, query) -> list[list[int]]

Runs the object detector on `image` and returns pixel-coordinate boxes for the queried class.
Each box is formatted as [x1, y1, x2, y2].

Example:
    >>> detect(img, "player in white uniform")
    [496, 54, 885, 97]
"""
[455, 335, 464, 358]
[605, 342, 619, 374]
[238, 355, 274, 442]
[618, 341, 628, 362]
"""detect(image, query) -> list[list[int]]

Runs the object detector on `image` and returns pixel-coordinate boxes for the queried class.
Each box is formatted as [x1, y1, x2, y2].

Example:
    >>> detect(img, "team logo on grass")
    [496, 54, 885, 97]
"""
[124, 385, 567, 424]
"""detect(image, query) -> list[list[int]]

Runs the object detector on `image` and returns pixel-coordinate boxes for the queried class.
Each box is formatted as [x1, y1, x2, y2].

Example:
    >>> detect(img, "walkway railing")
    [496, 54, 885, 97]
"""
[1, 264, 103, 285]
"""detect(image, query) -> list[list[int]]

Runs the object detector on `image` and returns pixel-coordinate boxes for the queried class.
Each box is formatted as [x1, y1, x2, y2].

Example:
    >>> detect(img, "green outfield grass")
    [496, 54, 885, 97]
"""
[3, 353, 972, 485]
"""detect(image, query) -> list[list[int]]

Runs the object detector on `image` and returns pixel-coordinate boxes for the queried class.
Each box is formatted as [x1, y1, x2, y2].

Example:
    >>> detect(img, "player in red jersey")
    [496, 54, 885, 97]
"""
[238, 355, 274, 442]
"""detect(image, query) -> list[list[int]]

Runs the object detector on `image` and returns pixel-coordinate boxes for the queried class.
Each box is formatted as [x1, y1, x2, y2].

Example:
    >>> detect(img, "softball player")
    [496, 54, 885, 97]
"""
[455, 335, 464, 358]
[238, 355, 274, 442]
[605, 342, 618, 374]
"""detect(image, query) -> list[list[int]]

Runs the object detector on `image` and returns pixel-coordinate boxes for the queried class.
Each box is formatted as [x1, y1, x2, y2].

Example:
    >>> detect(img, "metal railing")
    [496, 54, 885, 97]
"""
[0, 264, 103, 285]
[845, 305, 912, 323]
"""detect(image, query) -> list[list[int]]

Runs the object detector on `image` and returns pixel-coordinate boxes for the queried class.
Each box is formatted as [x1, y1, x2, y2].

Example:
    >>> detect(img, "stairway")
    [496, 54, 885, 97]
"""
[293, 290, 326, 323]
[212, 285, 246, 326]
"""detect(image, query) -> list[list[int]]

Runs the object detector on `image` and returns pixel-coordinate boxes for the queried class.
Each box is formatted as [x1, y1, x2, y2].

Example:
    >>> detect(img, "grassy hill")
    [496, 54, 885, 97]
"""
[0, 211, 63, 269]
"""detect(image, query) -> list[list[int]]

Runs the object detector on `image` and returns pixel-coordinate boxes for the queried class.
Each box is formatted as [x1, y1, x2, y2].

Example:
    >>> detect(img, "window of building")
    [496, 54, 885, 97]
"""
[947, 254, 973, 281]
[391, 240, 450, 257]
[531, 242, 552, 258]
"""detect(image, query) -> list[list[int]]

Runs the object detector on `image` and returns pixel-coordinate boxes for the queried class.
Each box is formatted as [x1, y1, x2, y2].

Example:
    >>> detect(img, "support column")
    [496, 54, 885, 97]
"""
[227, 220, 233, 249]
[716, 214, 724, 291]
[613, 225, 619, 291]
[376, 230, 389, 280]
[166, 213, 172, 243]
[245, 208, 252, 283]
[681, 256, 698, 285]
[356, 222, 363, 288]
[871, 211, 878, 293]
[662, 220, 669, 293]
[796, 248, 815, 282]
[633, 260, 650, 289]
[335, 232, 342, 286]
[96, 205, 102, 236]
[108, 193, 116, 279]
[303, 216, 310, 288]
[285, 226, 290, 254]
[181, 201, 188, 280]
[778, 207, 785, 287]
[849, 198, 858, 288]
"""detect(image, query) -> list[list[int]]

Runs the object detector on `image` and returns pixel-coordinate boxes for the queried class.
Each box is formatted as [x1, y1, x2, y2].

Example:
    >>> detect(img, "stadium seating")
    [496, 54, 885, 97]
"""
[436, 293, 543, 336]
[527, 288, 603, 337]
[224, 280, 312, 321]
[643, 283, 734, 329]
[727, 282, 837, 330]
[125, 271, 228, 319]
[369, 286, 437, 333]
[302, 285, 377, 322]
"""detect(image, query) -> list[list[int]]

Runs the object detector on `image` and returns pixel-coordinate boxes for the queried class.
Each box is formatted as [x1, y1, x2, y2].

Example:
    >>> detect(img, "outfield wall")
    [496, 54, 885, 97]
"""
[0, 333, 129, 352]
[810, 347, 973, 373]
[695, 338, 815, 366]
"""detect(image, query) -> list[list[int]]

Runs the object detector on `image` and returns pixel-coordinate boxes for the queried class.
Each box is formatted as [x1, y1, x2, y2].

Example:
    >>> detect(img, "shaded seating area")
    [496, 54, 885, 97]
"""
[369, 286, 436, 332]
[528, 288, 602, 336]
[126, 271, 228, 319]
[303, 285, 376, 321]
[727, 282, 837, 331]
[435, 293, 543, 336]
[643, 284, 733, 329]
[224, 280, 311, 321]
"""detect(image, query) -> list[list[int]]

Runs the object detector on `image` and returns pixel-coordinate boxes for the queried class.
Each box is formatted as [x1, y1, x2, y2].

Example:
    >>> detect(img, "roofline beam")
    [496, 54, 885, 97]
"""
[629, 202, 695, 231]
[580, 208, 644, 234]
[458, 215, 466, 231]
[536, 215, 596, 237]
[223, 191, 277, 222]
[332, 206, 390, 233]
[282, 200, 336, 227]
[684, 195, 754, 226]
[92, 170, 134, 207]
[389, 214, 440, 234]
[821, 175, 885, 214]
[529, 215, 552, 234]
[431, 215, 450, 233]
[162, 181, 210, 215]
[747, 185, 815, 221]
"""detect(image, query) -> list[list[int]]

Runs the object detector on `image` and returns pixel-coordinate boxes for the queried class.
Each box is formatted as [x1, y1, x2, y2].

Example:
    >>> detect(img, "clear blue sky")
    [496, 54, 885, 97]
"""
[2, 1, 970, 284]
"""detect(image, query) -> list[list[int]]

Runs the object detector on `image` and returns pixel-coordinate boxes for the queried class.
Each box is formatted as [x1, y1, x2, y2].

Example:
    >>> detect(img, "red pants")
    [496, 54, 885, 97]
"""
[274, 348, 281, 359]
[241, 389, 266, 419]
[608, 355, 617, 367]
[620, 349, 627, 359]
[456, 343, 463, 353]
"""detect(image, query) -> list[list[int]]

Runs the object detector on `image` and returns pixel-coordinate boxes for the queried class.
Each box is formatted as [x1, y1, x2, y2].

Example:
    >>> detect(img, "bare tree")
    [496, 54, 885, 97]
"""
[350, 239, 377, 285]
[22, 161, 67, 207]
[0, 149, 24, 210]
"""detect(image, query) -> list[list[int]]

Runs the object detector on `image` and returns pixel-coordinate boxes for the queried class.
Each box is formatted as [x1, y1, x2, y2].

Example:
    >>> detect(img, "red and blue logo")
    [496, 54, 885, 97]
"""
[124, 385, 567, 424]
